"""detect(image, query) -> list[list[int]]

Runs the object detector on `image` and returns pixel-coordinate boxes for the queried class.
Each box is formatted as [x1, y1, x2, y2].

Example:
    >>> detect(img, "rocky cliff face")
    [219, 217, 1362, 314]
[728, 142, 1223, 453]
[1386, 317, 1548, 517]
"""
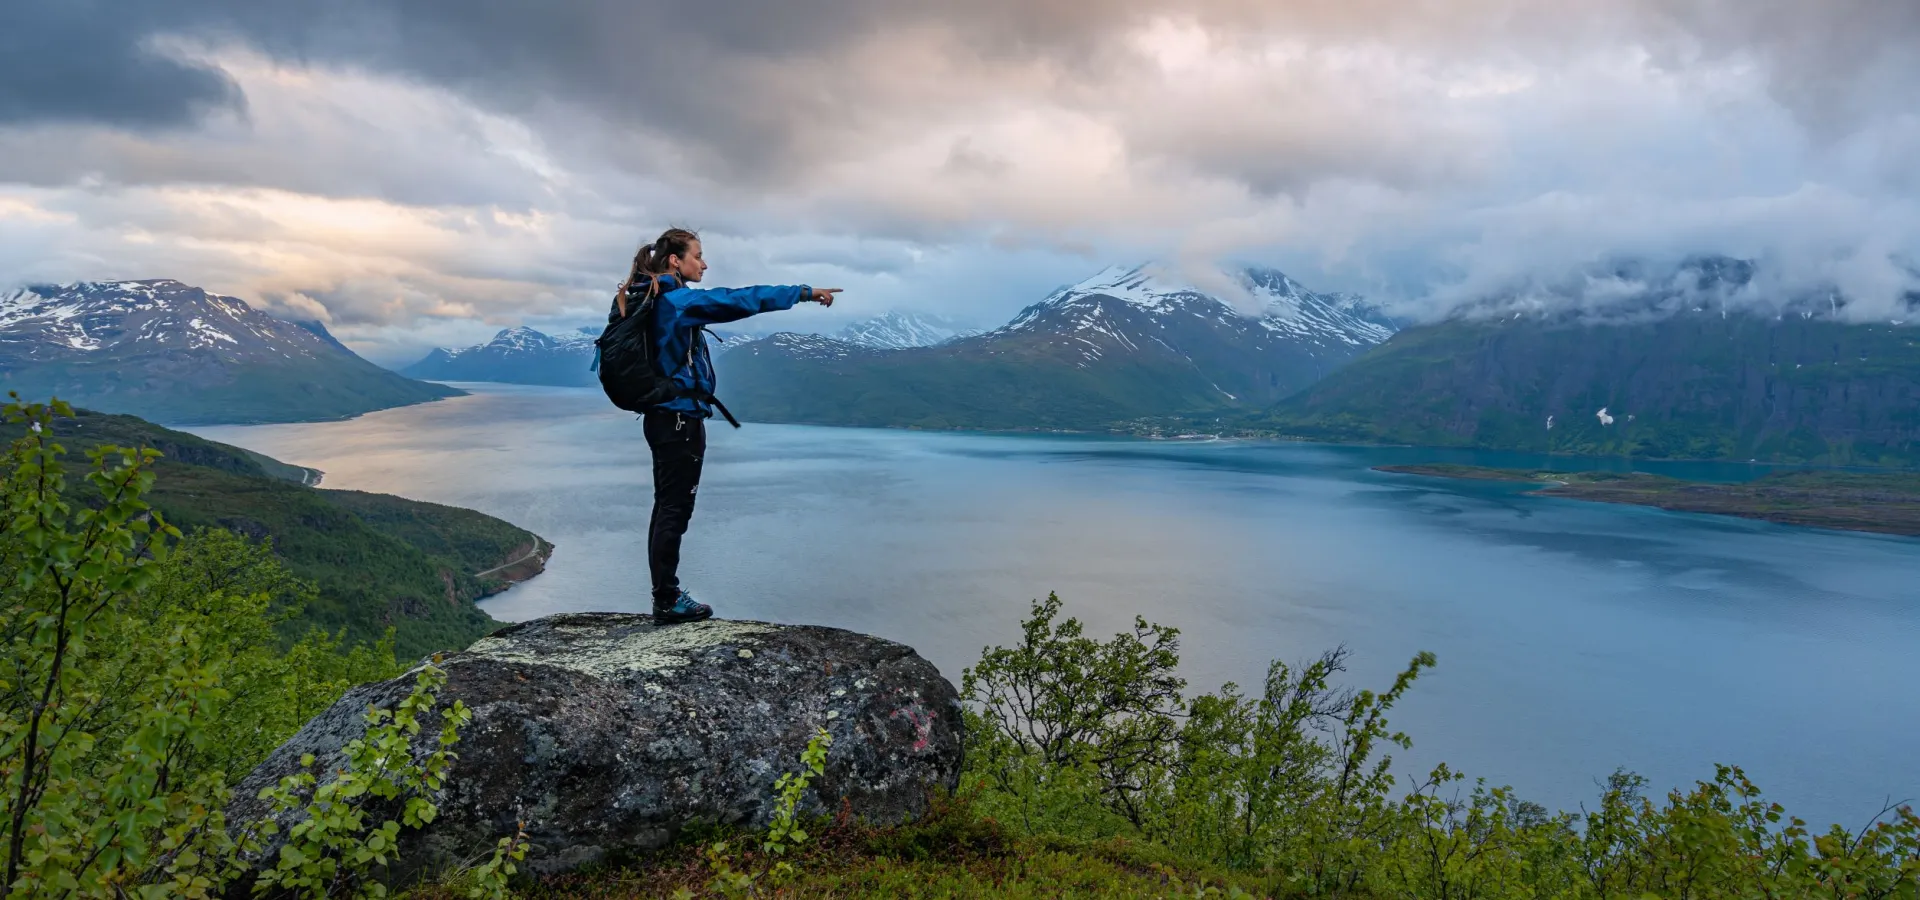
[227, 613, 964, 888]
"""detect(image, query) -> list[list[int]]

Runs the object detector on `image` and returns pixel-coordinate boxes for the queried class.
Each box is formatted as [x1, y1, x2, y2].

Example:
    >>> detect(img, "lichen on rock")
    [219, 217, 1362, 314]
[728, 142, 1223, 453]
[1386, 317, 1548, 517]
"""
[459, 618, 781, 678]
[226, 613, 964, 891]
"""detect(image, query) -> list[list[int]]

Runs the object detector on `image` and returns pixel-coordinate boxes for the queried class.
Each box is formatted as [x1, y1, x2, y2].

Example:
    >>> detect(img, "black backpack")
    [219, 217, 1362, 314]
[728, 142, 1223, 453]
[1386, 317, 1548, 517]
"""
[592, 288, 741, 427]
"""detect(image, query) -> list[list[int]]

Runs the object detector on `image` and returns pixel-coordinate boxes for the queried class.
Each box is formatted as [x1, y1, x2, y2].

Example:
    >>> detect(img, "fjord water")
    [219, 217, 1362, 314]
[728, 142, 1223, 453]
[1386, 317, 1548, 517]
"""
[195, 384, 1920, 828]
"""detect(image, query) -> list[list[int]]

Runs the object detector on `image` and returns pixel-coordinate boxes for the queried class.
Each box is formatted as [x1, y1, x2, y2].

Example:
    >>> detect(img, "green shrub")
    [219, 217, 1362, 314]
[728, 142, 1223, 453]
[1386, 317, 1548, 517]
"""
[688, 725, 836, 899]
[249, 663, 473, 899]
[961, 593, 1920, 898]
[962, 592, 1185, 836]
[0, 397, 512, 900]
[0, 396, 230, 899]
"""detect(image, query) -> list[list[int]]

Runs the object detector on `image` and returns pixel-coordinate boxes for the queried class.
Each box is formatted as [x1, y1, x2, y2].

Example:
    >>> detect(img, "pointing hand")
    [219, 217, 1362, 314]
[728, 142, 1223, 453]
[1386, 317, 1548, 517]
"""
[811, 288, 842, 307]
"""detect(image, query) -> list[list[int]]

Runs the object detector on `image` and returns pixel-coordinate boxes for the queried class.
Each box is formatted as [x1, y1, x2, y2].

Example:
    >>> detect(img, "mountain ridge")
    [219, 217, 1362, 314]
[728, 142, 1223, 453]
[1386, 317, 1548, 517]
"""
[1258, 258, 1920, 465]
[835, 309, 980, 349]
[0, 278, 461, 424]
[715, 263, 1398, 429]
[403, 325, 600, 386]
[0, 407, 544, 655]
[401, 311, 977, 387]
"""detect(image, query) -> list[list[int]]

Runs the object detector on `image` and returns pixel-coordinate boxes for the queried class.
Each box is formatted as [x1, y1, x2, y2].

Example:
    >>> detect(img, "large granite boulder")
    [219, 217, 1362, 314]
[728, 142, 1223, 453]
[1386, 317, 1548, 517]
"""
[226, 613, 963, 887]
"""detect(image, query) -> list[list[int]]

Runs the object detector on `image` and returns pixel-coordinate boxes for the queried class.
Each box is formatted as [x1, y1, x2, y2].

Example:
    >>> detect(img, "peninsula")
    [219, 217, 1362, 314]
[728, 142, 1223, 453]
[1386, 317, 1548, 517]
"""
[1377, 464, 1920, 538]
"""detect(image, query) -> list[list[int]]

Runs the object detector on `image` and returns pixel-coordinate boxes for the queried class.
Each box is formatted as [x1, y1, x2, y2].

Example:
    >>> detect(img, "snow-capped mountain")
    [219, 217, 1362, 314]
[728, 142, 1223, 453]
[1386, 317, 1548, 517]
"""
[707, 311, 973, 357]
[971, 262, 1396, 403]
[0, 279, 459, 424]
[837, 310, 979, 349]
[1000, 263, 1395, 355]
[402, 325, 601, 387]
[725, 332, 879, 363]
[713, 263, 1399, 430]
[1, 279, 344, 361]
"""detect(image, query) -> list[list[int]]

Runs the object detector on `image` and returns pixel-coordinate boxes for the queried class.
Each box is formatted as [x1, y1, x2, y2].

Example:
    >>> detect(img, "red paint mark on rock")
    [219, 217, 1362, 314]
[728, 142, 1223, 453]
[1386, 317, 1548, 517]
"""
[890, 704, 936, 752]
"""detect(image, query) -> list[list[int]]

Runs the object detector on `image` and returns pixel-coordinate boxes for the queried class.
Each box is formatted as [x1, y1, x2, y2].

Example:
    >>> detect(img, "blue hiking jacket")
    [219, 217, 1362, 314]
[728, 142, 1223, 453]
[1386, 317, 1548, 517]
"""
[613, 274, 812, 418]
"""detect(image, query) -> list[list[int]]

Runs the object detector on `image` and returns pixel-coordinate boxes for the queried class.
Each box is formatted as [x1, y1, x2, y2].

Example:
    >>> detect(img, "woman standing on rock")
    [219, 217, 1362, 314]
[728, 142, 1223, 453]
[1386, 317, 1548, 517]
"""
[612, 228, 840, 623]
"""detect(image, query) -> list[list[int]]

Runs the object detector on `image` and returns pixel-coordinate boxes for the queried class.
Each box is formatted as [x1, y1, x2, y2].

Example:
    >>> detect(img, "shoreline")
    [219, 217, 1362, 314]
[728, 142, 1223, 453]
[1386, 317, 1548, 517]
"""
[474, 535, 553, 592]
[373, 382, 1920, 470]
[1376, 464, 1920, 538]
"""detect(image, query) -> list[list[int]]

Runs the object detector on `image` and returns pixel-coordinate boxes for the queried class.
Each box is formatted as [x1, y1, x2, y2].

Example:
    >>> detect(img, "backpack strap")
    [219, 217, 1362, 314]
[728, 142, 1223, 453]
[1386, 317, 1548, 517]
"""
[703, 393, 742, 429]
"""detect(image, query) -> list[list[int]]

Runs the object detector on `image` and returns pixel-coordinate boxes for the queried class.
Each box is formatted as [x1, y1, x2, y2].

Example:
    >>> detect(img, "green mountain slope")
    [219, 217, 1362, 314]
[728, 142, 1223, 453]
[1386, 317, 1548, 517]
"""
[3, 354, 464, 426]
[1262, 313, 1920, 465]
[1, 354, 465, 425]
[718, 265, 1396, 431]
[4, 409, 543, 657]
[718, 334, 1244, 431]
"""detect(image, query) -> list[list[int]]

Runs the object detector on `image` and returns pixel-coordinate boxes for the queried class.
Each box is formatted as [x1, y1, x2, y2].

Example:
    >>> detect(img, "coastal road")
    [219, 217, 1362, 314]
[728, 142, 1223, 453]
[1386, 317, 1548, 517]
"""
[475, 536, 545, 578]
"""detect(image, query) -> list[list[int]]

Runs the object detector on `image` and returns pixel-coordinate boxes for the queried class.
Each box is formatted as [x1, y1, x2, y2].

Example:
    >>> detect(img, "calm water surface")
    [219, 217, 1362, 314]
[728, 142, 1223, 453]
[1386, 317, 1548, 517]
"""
[194, 384, 1920, 828]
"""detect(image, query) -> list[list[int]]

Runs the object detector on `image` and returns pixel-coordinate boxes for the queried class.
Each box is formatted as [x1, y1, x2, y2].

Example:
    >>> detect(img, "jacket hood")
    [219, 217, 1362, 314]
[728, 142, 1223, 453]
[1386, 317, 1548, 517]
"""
[626, 273, 684, 296]
[613, 274, 683, 323]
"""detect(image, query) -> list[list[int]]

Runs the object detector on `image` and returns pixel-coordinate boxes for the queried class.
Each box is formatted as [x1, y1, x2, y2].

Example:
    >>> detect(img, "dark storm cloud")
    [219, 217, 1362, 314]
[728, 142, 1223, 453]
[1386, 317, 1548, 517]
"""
[1659, 0, 1920, 134]
[11, 0, 1919, 194]
[0, 3, 244, 128]
[3, 0, 1917, 336]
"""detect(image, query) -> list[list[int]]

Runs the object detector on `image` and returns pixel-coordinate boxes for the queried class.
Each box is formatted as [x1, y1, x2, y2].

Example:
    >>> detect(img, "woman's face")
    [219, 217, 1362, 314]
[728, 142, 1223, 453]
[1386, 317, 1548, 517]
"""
[669, 239, 707, 283]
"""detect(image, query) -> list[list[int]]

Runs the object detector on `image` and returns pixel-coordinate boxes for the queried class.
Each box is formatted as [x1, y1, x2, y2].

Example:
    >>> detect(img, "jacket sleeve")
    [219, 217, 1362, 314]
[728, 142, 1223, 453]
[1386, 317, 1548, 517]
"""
[667, 285, 812, 325]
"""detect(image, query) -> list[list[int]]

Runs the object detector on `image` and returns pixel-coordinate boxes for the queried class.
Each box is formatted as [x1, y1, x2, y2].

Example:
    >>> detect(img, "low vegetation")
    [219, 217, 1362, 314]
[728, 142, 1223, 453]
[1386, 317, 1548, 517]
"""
[4, 395, 1916, 898]
[481, 594, 1920, 898]
[0, 408, 538, 657]
[0, 397, 519, 899]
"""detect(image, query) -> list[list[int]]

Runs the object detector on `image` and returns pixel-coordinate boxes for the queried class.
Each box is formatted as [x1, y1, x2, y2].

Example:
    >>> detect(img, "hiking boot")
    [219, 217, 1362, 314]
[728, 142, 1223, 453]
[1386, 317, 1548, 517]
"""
[652, 591, 713, 624]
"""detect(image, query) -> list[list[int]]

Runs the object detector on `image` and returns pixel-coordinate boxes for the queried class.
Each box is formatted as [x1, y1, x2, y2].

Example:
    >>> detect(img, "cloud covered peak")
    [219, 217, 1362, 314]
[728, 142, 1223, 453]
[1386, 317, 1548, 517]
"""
[1437, 253, 1920, 326]
[0, 0, 1915, 361]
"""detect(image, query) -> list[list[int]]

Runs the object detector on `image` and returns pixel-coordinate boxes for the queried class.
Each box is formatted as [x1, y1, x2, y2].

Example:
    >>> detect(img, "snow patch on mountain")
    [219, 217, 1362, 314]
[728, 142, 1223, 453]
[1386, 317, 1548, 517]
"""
[402, 324, 605, 386]
[1052, 264, 1205, 310]
[0, 279, 341, 360]
[433, 325, 594, 362]
[736, 333, 873, 361]
[1003, 263, 1396, 350]
[550, 326, 598, 347]
[837, 310, 978, 349]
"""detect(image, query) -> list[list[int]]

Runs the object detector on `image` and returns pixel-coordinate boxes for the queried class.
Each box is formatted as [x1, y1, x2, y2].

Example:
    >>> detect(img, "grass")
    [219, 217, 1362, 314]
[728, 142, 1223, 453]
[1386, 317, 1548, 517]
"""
[411, 796, 1279, 900]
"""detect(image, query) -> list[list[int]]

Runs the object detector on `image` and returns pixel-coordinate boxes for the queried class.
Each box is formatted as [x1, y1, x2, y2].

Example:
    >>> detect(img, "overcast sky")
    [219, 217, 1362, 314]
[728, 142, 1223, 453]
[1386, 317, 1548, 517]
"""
[3, 0, 1917, 364]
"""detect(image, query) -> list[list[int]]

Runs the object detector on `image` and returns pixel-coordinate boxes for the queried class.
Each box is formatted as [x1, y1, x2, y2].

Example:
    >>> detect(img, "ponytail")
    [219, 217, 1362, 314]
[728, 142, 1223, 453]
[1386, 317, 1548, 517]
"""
[615, 227, 700, 318]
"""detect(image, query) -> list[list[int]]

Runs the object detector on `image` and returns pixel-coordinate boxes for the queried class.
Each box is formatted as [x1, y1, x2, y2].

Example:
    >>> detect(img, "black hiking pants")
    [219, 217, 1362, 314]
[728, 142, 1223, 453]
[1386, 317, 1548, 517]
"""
[644, 410, 706, 606]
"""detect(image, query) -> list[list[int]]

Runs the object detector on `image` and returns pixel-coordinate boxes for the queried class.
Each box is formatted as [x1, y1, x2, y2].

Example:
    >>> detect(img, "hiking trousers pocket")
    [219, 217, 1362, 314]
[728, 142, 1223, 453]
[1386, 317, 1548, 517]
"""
[644, 411, 705, 601]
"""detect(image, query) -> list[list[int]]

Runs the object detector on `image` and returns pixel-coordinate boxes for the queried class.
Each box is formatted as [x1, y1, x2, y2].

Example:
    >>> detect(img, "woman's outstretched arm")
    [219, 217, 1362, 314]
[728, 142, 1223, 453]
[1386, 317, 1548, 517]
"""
[670, 285, 810, 325]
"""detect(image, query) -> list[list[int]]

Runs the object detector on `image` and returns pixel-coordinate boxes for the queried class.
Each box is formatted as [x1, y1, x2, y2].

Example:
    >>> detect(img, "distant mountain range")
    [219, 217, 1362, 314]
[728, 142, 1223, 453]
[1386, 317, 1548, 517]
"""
[0, 279, 461, 424]
[714, 263, 1399, 430]
[300, 253, 1920, 467]
[27, 261, 1913, 467]
[402, 325, 600, 385]
[400, 310, 979, 387]
[836, 310, 980, 349]
[1261, 257, 1920, 465]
